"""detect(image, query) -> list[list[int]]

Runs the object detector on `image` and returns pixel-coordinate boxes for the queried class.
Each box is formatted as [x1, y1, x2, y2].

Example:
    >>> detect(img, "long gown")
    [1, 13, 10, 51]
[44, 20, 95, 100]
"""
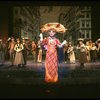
[14, 43, 25, 66]
[42, 37, 60, 83]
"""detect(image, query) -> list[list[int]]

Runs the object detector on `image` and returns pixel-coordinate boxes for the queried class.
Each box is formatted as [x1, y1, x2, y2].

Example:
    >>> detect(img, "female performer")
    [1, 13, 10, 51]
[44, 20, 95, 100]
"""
[14, 38, 25, 67]
[40, 22, 67, 83]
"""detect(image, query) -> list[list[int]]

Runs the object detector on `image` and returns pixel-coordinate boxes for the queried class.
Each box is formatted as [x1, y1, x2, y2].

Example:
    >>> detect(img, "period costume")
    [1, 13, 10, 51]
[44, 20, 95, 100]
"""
[77, 38, 87, 67]
[5, 37, 11, 60]
[22, 38, 30, 66]
[8, 37, 15, 66]
[96, 39, 100, 61]
[14, 40, 25, 67]
[41, 22, 67, 82]
[31, 41, 37, 63]
[37, 39, 42, 63]
[67, 45, 75, 63]
[90, 43, 97, 62]
[85, 42, 91, 62]
[89, 40, 93, 62]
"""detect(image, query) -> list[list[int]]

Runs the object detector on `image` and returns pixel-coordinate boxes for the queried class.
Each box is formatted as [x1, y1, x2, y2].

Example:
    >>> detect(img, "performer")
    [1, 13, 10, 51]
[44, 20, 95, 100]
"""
[40, 22, 67, 83]
[96, 39, 100, 61]
[37, 36, 43, 63]
[89, 39, 93, 62]
[8, 37, 15, 66]
[0, 39, 5, 65]
[77, 38, 87, 68]
[22, 38, 30, 66]
[67, 42, 75, 63]
[5, 37, 11, 60]
[14, 38, 25, 67]
[90, 43, 97, 62]
[85, 41, 91, 62]
[31, 40, 37, 63]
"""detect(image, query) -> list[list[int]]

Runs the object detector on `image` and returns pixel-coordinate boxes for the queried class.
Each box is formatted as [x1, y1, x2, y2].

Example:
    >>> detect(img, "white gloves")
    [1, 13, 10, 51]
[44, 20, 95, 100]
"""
[39, 33, 43, 41]
[58, 40, 67, 48]
[61, 40, 67, 47]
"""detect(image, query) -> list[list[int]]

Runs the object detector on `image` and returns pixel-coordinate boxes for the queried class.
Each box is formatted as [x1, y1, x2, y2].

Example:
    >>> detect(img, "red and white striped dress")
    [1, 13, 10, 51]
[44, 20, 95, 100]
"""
[43, 37, 60, 83]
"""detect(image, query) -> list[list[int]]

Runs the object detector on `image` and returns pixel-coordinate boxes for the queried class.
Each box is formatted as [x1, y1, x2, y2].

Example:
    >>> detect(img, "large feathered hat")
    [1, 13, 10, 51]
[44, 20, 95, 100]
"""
[40, 22, 67, 33]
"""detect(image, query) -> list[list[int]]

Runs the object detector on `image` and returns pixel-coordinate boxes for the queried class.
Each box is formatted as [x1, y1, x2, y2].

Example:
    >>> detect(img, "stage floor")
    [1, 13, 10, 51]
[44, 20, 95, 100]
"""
[0, 60, 100, 98]
[0, 60, 100, 85]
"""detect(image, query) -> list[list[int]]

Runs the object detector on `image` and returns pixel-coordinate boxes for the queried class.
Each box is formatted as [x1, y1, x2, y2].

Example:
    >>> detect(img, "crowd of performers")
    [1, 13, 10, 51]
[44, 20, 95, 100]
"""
[0, 35, 99, 66]
[0, 22, 100, 83]
[0, 37, 42, 67]
[64, 39, 100, 65]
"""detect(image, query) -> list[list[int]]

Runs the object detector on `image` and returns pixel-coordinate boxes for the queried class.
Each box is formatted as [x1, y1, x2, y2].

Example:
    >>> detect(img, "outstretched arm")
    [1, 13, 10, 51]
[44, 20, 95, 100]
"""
[39, 33, 43, 42]
[57, 39, 67, 48]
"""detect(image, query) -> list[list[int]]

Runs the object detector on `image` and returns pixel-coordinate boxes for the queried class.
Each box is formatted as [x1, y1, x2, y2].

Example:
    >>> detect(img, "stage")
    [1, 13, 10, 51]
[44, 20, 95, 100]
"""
[0, 60, 100, 98]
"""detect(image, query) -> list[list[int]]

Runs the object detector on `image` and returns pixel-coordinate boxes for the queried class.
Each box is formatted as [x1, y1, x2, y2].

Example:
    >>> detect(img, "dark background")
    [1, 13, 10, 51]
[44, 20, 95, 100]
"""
[0, 1, 100, 99]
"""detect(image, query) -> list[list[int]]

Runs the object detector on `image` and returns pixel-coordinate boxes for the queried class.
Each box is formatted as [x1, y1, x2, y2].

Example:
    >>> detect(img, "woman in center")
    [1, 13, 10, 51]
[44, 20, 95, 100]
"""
[40, 22, 67, 83]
